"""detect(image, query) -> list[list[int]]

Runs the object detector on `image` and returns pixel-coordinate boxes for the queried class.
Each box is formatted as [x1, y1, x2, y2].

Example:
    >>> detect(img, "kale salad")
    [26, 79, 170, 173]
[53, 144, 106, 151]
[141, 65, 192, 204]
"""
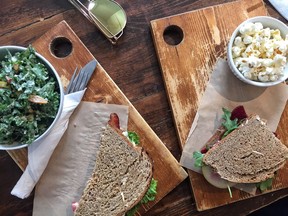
[0, 46, 60, 145]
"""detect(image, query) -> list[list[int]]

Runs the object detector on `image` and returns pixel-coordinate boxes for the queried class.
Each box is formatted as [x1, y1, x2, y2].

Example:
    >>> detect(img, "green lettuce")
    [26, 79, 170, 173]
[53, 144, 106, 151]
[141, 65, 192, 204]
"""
[126, 178, 158, 216]
[221, 108, 239, 138]
[193, 151, 204, 168]
[127, 131, 140, 145]
[256, 178, 273, 192]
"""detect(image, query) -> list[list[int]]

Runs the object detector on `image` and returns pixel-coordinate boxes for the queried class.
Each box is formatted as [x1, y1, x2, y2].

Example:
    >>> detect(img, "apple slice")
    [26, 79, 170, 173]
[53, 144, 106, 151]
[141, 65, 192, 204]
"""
[202, 165, 236, 189]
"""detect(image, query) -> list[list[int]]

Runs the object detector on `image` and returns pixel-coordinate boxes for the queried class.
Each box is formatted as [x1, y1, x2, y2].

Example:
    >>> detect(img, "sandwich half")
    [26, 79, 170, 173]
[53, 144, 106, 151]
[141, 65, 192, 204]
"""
[74, 113, 153, 216]
[193, 106, 288, 192]
[203, 114, 288, 184]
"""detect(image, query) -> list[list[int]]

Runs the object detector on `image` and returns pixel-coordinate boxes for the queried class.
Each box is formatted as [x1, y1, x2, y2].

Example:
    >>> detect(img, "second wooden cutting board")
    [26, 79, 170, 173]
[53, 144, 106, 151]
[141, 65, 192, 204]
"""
[151, 0, 288, 211]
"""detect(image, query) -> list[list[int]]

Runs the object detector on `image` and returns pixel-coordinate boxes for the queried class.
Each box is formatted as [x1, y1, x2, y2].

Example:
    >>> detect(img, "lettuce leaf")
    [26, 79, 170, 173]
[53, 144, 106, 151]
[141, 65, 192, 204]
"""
[127, 131, 140, 145]
[193, 151, 204, 168]
[256, 178, 273, 192]
[126, 178, 158, 216]
[221, 108, 239, 138]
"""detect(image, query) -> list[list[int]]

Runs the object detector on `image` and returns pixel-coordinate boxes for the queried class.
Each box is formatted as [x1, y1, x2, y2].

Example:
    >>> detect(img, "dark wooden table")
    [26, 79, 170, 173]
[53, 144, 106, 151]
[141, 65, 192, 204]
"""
[0, 0, 287, 215]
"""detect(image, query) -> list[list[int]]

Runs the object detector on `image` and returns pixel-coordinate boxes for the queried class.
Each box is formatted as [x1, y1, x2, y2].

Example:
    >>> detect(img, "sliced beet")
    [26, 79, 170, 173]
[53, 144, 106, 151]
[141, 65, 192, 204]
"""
[231, 105, 248, 121]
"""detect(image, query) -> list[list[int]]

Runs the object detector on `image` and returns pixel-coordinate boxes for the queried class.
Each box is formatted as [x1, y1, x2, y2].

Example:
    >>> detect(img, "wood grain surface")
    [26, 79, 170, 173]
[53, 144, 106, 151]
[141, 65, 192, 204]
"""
[0, 0, 288, 216]
[150, 0, 288, 211]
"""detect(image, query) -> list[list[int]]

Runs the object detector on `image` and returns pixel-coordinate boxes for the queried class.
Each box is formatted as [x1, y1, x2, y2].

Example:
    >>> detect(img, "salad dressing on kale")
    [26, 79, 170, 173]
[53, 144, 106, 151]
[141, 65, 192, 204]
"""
[0, 46, 60, 144]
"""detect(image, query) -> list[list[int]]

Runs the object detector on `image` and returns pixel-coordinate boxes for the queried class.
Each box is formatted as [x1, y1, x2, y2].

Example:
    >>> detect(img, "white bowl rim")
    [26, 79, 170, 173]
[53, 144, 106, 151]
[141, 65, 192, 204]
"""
[227, 16, 288, 87]
[0, 45, 64, 150]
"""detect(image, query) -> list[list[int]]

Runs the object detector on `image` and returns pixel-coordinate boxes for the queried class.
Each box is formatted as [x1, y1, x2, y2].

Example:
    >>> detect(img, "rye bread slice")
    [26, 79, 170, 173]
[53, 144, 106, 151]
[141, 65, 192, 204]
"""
[202, 115, 288, 183]
[74, 125, 153, 216]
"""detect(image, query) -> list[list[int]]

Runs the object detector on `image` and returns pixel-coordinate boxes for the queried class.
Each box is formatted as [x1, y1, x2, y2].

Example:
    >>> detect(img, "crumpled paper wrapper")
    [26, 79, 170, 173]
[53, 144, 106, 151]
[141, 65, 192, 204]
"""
[180, 59, 288, 193]
[32, 102, 129, 216]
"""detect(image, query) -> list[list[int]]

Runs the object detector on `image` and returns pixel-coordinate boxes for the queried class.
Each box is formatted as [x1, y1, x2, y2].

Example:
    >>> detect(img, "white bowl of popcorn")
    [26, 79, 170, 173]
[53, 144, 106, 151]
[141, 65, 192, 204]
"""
[227, 16, 288, 87]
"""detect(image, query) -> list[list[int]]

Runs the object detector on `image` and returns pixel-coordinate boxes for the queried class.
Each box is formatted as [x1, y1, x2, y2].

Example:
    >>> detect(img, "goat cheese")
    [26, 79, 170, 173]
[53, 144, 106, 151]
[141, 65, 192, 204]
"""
[232, 22, 288, 82]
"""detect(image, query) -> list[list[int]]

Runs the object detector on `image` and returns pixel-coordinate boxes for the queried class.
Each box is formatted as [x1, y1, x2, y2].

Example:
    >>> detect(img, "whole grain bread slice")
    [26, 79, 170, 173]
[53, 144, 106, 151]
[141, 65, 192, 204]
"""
[74, 124, 153, 216]
[203, 115, 288, 183]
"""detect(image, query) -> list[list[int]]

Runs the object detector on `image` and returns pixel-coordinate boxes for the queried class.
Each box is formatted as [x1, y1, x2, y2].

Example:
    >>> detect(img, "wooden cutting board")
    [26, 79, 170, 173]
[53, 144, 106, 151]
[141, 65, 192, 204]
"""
[151, 0, 288, 211]
[6, 21, 187, 215]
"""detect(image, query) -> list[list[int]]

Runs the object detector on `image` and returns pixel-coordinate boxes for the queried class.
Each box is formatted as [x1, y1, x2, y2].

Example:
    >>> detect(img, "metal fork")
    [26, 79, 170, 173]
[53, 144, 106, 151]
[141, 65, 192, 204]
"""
[65, 60, 98, 95]
[65, 68, 84, 94]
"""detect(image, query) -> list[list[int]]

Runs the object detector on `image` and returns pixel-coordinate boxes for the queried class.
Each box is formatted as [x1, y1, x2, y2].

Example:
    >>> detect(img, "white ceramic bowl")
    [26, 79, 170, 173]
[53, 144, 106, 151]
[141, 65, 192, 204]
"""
[0, 46, 64, 150]
[227, 16, 288, 87]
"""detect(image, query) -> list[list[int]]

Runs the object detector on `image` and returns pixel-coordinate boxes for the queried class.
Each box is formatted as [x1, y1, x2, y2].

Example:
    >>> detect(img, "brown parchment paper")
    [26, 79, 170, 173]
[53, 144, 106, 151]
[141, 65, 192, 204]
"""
[180, 58, 288, 172]
[32, 102, 128, 216]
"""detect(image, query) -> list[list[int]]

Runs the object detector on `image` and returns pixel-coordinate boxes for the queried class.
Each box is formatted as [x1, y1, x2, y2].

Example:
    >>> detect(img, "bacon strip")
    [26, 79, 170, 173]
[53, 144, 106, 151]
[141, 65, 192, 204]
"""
[108, 113, 120, 129]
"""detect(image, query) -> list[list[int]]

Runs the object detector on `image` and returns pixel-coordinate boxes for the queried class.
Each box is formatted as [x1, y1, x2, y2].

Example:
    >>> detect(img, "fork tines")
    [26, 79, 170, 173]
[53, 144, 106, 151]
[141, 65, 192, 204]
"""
[65, 60, 97, 95]
[65, 67, 87, 94]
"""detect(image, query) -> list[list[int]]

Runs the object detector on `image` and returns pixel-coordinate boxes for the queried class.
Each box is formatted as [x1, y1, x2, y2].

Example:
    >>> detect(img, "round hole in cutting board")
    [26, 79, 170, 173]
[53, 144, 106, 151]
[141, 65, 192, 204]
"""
[163, 25, 183, 46]
[50, 37, 73, 58]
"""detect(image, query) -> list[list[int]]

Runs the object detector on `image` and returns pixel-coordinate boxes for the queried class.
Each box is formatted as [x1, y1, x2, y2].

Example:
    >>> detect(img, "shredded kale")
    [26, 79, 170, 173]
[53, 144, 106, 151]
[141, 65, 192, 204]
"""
[0, 45, 60, 144]
[126, 178, 158, 216]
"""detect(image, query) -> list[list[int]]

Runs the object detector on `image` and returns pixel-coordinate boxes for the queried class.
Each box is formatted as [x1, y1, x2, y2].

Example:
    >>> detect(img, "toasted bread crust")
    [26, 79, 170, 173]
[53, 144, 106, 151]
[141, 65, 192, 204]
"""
[111, 125, 153, 214]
